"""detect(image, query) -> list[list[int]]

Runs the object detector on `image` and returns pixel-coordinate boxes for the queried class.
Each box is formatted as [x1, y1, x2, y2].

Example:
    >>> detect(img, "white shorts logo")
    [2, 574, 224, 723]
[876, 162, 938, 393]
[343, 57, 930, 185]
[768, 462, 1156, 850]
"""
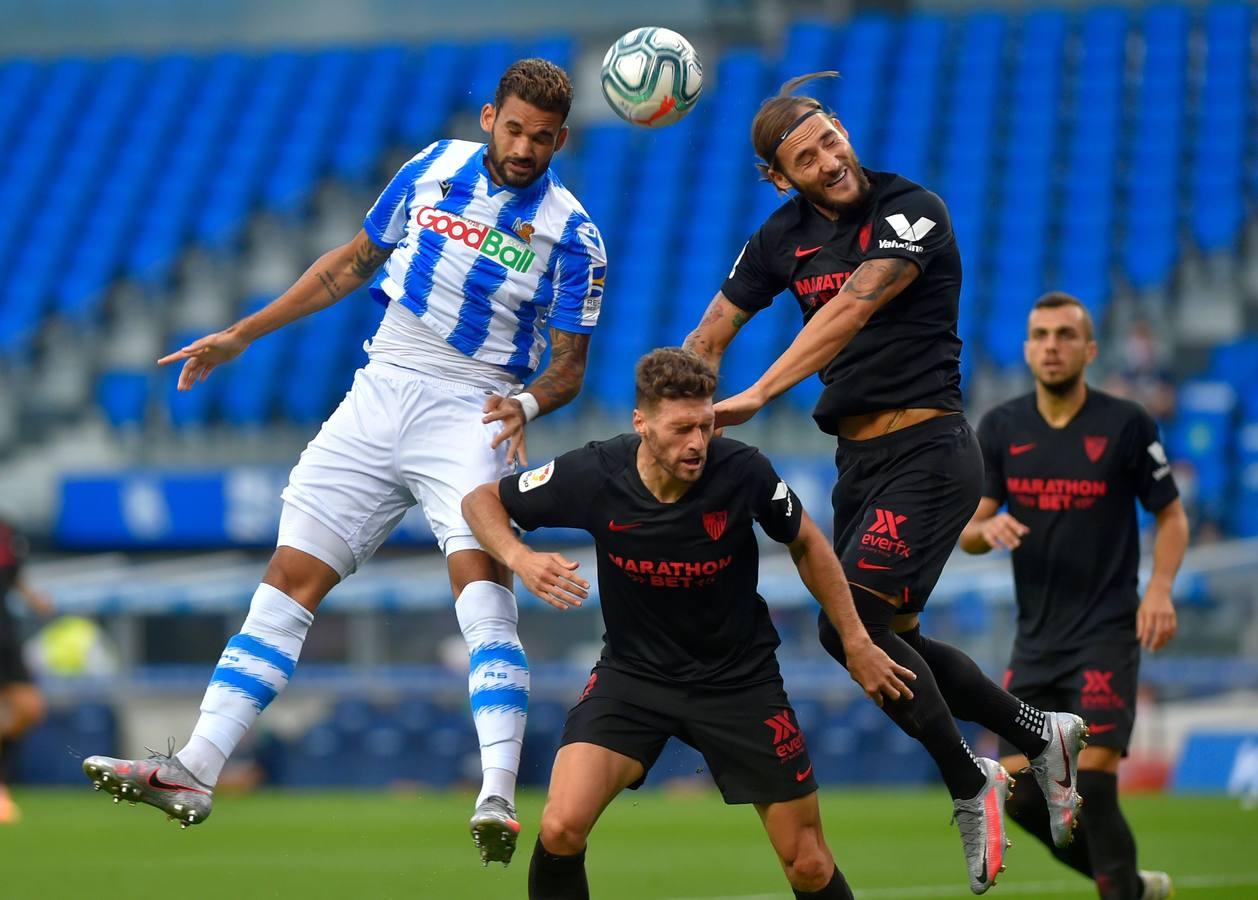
[519, 461, 555, 493]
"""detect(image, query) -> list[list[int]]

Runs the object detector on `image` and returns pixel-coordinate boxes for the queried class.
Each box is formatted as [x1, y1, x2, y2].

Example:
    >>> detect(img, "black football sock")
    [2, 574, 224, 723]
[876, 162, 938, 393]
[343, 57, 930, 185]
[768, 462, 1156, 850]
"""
[1078, 770, 1142, 900]
[793, 865, 855, 899]
[528, 837, 589, 900]
[900, 625, 1050, 758]
[1005, 767, 1094, 878]
[820, 593, 985, 800]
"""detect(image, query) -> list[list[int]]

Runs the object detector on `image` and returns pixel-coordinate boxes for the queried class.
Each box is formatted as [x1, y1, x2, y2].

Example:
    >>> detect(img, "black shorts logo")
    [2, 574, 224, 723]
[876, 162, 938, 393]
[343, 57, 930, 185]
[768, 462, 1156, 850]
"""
[578, 672, 598, 703]
[764, 709, 806, 762]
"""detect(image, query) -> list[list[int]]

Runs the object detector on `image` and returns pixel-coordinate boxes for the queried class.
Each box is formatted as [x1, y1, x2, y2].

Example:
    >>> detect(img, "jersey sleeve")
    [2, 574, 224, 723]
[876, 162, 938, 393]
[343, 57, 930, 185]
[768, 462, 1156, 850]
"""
[497, 446, 601, 532]
[864, 188, 953, 274]
[362, 142, 440, 249]
[547, 214, 607, 334]
[747, 451, 803, 544]
[976, 412, 1007, 503]
[1125, 411, 1179, 513]
[720, 226, 788, 312]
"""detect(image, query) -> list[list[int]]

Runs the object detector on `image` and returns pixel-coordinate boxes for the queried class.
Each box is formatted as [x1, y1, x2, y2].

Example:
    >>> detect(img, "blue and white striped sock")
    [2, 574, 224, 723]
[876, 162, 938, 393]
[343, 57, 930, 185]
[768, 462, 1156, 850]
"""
[456, 581, 528, 808]
[176, 583, 313, 787]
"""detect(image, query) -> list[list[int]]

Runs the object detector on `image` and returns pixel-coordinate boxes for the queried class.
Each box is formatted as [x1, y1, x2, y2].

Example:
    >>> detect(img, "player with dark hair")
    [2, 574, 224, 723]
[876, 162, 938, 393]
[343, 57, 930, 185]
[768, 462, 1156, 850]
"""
[463, 347, 915, 900]
[0, 518, 53, 824]
[82, 58, 606, 865]
[961, 293, 1186, 900]
[684, 72, 1086, 893]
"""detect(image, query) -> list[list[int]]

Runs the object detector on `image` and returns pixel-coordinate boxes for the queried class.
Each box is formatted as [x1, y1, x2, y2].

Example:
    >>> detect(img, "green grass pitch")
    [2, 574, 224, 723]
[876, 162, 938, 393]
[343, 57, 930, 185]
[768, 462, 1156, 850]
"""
[4, 787, 1254, 899]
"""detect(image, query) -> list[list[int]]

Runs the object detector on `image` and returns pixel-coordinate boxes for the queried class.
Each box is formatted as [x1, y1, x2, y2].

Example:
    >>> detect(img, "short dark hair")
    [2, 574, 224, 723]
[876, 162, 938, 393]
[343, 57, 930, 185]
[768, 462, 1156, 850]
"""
[494, 58, 573, 120]
[750, 71, 839, 182]
[634, 348, 717, 409]
[1031, 291, 1095, 340]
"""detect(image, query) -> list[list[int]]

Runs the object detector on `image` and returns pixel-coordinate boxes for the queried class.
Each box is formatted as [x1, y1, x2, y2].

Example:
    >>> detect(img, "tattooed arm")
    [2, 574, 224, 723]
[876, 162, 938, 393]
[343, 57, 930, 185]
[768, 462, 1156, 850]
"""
[713, 257, 919, 426]
[682, 291, 756, 374]
[159, 229, 392, 390]
[483, 327, 592, 466]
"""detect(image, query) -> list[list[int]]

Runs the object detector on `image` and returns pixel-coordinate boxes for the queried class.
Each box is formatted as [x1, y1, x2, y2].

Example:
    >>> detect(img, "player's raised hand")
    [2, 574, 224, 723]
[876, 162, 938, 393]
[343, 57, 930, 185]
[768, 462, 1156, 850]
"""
[158, 329, 249, 391]
[713, 387, 766, 429]
[1136, 585, 1177, 652]
[513, 550, 589, 611]
[979, 512, 1029, 551]
[483, 394, 529, 467]
[844, 640, 916, 707]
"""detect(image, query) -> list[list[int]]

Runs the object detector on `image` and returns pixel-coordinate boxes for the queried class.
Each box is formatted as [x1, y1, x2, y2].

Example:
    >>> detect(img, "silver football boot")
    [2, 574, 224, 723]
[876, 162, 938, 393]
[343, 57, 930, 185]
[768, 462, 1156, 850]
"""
[1028, 711, 1089, 847]
[470, 794, 520, 866]
[952, 757, 1014, 895]
[83, 746, 213, 828]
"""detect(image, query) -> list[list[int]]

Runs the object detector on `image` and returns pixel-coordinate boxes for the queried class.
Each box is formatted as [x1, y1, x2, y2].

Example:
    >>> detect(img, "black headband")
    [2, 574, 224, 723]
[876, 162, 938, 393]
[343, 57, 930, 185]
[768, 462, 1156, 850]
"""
[765, 107, 829, 169]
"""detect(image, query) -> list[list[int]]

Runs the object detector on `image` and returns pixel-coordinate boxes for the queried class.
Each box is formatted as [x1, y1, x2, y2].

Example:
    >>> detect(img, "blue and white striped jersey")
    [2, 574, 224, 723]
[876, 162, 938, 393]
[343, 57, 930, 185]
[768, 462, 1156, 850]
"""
[363, 139, 606, 380]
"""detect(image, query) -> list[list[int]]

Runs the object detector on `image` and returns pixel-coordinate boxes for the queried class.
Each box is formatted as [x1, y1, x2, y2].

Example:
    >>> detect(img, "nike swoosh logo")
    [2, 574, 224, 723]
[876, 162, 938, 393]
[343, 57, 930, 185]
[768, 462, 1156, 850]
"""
[608, 520, 642, 532]
[1010, 443, 1036, 456]
[794, 245, 822, 257]
[1088, 723, 1117, 734]
[856, 558, 892, 570]
[795, 764, 813, 782]
[147, 770, 210, 795]
[1055, 729, 1073, 788]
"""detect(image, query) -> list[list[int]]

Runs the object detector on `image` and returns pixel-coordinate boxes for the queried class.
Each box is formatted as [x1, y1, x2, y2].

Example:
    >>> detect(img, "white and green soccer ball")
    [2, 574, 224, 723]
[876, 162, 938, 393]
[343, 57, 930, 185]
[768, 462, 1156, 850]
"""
[600, 27, 703, 128]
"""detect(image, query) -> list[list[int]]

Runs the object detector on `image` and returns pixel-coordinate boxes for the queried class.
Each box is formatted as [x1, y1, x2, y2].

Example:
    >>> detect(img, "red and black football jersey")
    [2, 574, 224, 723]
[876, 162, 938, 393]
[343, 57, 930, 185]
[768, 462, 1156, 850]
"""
[976, 389, 1179, 651]
[498, 435, 802, 686]
[721, 169, 963, 433]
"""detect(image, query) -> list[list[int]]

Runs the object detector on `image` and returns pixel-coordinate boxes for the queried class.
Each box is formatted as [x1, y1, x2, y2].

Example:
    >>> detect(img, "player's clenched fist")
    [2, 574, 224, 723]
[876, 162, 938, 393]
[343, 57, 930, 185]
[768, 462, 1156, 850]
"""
[979, 512, 1029, 551]
[509, 549, 589, 611]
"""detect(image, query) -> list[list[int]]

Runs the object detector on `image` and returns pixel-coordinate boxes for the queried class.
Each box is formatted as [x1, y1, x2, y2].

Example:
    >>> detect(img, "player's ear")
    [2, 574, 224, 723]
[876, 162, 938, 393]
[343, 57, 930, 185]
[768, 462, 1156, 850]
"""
[632, 407, 647, 436]
[479, 103, 496, 134]
[1085, 339, 1098, 365]
[553, 125, 569, 153]
[768, 167, 793, 194]
[831, 117, 849, 140]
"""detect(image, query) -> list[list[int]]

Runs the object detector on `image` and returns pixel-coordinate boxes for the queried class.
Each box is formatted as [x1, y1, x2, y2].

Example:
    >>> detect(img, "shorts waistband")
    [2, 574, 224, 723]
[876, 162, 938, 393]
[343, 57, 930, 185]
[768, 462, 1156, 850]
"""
[364, 359, 517, 397]
[834, 411, 968, 452]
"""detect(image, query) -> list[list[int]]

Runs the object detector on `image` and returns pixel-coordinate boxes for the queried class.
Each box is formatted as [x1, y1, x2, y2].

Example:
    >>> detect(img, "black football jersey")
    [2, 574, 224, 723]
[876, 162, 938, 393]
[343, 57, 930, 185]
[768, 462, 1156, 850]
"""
[976, 390, 1179, 651]
[498, 435, 803, 686]
[721, 169, 963, 433]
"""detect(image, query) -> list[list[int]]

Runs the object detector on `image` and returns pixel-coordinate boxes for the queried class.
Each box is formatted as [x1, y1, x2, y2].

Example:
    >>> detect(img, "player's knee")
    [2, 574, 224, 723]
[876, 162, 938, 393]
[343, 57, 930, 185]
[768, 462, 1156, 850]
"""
[781, 843, 833, 892]
[4, 685, 45, 733]
[263, 547, 339, 607]
[538, 806, 590, 856]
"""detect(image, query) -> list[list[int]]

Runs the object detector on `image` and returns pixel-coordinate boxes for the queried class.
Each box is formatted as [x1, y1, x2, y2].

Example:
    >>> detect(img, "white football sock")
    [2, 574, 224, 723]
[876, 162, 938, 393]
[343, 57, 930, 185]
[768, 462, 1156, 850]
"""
[456, 581, 527, 808]
[176, 583, 313, 787]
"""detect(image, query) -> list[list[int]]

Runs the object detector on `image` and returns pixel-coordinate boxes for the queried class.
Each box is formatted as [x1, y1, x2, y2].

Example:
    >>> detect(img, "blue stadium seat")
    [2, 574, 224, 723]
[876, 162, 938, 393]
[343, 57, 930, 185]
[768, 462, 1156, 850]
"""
[1169, 380, 1237, 522]
[97, 369, 150, 429]
[1230, 422, 1258, 537]
[17, 703, 118, 784]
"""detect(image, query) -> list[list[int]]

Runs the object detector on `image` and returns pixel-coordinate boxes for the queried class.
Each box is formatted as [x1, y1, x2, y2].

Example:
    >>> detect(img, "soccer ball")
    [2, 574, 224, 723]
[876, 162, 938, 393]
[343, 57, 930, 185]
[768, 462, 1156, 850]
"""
[600, 27, 703, 128]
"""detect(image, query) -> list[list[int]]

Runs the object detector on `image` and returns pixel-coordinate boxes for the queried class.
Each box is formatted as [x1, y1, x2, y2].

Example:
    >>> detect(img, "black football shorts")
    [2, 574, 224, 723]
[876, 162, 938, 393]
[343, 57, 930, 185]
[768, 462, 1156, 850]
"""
[999, 640, 1140, 755]
[559, 664, 818, 805]
[827, 413, 983, 615]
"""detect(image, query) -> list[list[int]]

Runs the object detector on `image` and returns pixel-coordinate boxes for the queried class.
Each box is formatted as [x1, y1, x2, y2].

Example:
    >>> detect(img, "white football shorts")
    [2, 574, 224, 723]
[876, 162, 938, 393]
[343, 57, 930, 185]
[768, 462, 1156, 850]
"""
[280, 360, 513, 573]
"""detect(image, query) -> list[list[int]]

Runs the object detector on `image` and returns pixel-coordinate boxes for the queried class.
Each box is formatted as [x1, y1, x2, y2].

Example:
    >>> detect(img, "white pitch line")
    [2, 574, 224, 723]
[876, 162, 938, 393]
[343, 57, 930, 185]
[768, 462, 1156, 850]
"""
[663, 871, 1258, 900]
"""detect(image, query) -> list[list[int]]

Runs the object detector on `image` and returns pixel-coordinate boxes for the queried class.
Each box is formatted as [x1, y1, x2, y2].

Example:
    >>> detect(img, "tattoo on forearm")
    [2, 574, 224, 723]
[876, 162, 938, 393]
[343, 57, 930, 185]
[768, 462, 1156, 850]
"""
[732, 311, 749, 328]
[316, 270, 342, 303]
[529, 330, 590, 411]
[350, 240, 391, 280]
[840, 257, 913, 303]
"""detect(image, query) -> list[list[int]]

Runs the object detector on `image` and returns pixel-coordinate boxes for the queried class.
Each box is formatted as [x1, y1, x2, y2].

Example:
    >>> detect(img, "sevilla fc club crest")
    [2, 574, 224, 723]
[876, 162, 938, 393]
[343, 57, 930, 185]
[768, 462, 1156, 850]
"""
[858, 222, 872, 253]
[1084, 435, 1108, 463]
[702, 510, 728, 541]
